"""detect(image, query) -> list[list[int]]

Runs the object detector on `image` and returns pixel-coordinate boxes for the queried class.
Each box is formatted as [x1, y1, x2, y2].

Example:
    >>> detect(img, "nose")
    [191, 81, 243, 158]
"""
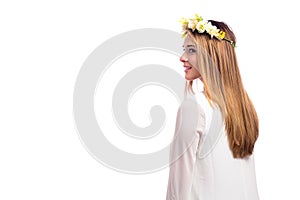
[180, 53, 188, 63]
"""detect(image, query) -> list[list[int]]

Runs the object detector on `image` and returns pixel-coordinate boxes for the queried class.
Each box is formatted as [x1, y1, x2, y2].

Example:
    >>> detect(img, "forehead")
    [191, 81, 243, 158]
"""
[183, 35, 196, 47]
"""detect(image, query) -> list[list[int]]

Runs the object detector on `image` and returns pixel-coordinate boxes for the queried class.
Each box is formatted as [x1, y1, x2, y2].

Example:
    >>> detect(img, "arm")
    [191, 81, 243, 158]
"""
[166, 99, 205, 200]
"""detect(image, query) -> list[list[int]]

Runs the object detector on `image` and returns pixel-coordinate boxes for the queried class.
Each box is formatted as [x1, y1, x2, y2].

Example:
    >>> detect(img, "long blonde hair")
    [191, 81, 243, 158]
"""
[185, 20, 259, 158]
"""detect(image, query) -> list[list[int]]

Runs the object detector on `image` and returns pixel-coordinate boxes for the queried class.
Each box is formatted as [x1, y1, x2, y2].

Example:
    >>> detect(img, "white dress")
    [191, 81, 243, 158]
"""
[166, 90, 260, 200]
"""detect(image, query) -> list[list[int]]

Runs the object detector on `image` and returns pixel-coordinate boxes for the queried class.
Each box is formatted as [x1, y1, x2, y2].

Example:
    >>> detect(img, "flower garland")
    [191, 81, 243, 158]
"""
[180, 14, 235, 47]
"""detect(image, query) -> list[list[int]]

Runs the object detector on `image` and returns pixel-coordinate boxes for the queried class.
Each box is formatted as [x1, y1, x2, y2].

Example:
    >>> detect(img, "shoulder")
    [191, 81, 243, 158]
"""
[183, 90, 209, 113]
[177, 91, 206, 129]
[179, 99, 205, 121]
[182, 90, 214, 134]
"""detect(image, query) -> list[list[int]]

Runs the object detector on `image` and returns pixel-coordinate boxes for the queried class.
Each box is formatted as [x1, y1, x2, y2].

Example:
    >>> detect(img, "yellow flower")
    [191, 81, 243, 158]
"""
[205, 23, 219, 38]
[187, 19, 197, 31]
[179, 14, 236, 47]
[216, 31, 226, 40]
[181, 31, 187, 38]
[194, 14, 203, 21]
[179, 18, 188, 30]
[179, 17, 188, 25]
[196, 20, 207, 33]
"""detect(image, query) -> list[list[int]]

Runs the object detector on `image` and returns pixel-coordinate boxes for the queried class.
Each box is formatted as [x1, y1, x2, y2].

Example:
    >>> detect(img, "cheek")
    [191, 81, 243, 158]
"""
[187, 55, 198, 68]
[191, 67, 200, 76]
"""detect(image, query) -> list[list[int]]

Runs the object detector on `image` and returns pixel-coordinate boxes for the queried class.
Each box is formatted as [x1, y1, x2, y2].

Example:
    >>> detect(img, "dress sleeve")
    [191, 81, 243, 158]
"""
[166, 99, 205, 200]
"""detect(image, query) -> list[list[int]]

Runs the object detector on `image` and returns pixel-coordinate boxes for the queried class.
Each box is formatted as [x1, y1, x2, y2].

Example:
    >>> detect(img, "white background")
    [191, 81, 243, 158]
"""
[1, 0, 300, 199]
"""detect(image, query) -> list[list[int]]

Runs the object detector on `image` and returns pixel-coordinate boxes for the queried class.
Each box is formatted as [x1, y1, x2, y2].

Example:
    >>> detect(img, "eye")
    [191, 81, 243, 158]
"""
[189, 48, 195, 53]
[188, 48, 196, 53]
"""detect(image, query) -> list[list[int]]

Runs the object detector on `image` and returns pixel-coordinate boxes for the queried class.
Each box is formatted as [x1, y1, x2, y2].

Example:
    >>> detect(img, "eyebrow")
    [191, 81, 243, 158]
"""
[182, 44, 196, 48]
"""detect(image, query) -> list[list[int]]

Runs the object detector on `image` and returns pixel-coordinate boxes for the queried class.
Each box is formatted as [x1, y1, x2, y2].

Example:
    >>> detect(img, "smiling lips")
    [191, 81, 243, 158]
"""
[184, 66, 192, 73]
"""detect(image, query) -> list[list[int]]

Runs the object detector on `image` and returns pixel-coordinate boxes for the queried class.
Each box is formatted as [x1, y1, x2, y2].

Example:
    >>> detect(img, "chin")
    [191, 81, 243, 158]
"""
[185, 75, 200, 81]
[185, 76, 194, 81]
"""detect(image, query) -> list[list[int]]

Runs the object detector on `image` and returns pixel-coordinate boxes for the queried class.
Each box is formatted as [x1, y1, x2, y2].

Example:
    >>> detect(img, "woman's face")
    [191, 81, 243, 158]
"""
[180, 36, 202, 81]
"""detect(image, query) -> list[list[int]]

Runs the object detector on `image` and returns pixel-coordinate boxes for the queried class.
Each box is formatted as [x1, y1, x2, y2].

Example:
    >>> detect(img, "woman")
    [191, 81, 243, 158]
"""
[166, 14, 260, 200]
